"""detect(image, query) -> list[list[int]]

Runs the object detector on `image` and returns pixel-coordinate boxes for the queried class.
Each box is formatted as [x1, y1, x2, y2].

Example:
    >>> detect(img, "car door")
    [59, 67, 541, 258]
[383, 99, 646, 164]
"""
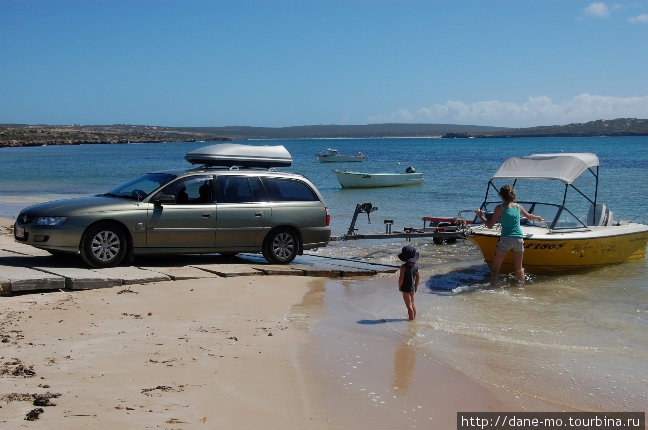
[146, 175, 216, 248]
[215, 175, 271, 250]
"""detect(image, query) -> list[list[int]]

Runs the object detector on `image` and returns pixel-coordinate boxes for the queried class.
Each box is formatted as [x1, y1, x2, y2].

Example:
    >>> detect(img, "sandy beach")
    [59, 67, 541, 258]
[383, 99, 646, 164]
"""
[1, 216, 567, 429]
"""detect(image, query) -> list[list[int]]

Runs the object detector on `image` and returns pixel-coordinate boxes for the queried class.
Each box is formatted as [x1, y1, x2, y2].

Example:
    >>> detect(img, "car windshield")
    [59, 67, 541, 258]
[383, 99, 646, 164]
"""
[101, 173, 177, 200]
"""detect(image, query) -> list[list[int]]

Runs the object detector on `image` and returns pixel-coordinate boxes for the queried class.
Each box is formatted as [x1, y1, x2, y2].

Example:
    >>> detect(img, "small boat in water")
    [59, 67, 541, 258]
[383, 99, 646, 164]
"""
[333, 167, 423, 188]
[316, 148, 368, 163]
[465, 153, 648, 274]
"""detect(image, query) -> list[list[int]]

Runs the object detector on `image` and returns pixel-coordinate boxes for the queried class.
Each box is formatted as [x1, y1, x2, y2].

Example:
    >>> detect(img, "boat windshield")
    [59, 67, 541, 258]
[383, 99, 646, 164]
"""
[100, 173, 177, 200]
[476, 201, 588, 230]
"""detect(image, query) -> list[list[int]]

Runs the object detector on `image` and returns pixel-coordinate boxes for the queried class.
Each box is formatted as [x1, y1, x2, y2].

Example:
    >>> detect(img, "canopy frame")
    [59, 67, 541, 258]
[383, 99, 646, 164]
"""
[479, 153, 601, 230]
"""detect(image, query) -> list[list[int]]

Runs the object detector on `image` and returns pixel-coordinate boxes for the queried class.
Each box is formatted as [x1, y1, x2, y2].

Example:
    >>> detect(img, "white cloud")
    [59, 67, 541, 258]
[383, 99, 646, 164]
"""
[368, 95, 648, 127]
[629, 13, 648, 23]
[584, 2, 610, 18]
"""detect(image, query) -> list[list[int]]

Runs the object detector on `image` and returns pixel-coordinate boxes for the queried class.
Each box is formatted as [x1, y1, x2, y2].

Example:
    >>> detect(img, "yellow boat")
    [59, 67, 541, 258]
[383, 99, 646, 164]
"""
[465, 153, 648, 274]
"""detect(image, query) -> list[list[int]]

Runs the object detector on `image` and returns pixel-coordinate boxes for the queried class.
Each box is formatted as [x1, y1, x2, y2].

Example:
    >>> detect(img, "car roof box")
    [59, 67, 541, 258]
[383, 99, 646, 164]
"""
[185, 143, 292, 168]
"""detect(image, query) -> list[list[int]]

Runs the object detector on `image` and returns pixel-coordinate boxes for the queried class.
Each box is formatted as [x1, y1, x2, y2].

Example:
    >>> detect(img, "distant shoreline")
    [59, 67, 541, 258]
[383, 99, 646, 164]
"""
[2, 118, 647, 147]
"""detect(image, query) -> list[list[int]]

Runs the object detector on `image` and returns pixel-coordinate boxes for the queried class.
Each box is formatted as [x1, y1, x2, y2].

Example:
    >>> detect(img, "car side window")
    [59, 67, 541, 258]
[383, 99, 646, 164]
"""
[160, 176, 213, 204]
[217, 176, 252, 203]
[262, 178, 319, 202]
[249, 177, 268, 202]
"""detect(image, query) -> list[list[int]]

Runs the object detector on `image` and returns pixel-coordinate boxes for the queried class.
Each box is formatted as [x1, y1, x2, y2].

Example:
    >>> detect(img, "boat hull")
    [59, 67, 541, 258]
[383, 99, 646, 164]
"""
[333, 170, 424, 188]
[467, 225, 648, 274]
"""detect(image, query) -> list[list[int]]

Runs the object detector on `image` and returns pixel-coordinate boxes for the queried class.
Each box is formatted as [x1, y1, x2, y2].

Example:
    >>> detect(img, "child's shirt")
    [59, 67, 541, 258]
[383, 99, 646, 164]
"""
[399, 263, 418, 293]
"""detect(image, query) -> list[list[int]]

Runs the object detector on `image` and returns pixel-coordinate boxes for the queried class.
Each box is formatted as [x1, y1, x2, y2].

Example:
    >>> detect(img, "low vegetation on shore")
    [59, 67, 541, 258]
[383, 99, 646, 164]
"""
[1, 118, 646, 147]
[0, 125, 231, 147]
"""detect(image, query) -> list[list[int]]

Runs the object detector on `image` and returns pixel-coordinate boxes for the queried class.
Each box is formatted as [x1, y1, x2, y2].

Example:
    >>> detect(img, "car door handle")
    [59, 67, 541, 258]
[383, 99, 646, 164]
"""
[201, 214, 211, 218]
[255, 212, 264, 217]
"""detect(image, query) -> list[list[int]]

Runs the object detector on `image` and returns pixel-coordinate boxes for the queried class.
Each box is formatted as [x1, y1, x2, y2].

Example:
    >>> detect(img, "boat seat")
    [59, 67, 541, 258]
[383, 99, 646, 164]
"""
[587, 203, 613, 226]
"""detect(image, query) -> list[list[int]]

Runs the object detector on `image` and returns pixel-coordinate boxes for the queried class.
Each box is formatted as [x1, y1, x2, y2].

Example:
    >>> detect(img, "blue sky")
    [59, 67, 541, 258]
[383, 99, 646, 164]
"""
[1, 0, 647, 128]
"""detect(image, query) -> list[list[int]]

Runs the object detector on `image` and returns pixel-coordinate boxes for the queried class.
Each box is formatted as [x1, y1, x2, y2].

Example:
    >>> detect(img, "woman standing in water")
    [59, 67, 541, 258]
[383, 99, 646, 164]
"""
[475, 185, 543, 286]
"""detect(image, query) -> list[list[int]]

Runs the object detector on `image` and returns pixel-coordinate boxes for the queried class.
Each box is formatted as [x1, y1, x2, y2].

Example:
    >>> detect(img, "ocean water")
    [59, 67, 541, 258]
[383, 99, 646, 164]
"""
[1, 136, 647, 411]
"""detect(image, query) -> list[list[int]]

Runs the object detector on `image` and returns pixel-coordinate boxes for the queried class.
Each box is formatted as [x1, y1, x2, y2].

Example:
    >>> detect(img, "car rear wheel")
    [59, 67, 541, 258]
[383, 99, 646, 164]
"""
[262, 229, 299, 264]
[80, 222, 128, 268]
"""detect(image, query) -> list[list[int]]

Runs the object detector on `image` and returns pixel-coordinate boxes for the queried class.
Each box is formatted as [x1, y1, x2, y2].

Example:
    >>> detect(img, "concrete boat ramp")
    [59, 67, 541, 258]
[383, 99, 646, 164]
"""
[0, 238, 398, 296]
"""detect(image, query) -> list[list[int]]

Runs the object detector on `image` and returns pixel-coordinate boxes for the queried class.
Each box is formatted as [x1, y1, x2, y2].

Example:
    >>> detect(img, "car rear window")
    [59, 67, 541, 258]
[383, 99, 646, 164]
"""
[262, 177, 319, 202]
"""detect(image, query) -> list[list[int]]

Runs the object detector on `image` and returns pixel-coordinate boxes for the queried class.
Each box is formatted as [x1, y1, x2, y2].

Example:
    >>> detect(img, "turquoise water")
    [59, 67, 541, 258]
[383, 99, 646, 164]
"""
[1, 136, 647, 410]
[1, 137, 647, 228]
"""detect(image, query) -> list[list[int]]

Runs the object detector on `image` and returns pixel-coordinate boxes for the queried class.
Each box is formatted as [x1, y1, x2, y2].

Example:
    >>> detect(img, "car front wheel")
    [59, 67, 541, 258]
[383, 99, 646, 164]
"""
[80, 222, 128, 268]
[263, 229, 299, 264]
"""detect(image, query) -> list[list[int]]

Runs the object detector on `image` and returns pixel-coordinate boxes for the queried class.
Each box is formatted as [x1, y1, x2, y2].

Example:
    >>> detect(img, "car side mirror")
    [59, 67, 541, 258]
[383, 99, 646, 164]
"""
[154, 194, 176, 206]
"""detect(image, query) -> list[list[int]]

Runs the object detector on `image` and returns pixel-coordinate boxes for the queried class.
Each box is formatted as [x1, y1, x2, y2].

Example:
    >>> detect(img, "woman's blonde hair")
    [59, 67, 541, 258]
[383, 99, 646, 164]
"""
[499, 185, 516, 203]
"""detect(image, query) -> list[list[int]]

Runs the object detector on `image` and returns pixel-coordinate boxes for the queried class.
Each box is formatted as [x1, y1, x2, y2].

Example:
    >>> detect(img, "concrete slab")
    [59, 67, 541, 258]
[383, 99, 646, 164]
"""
[1, 244, 54, 257]
[0, 248, 28, 257]
[0, 248, 83, 269]
[231, 253, 394, 277]
[0, 265, 65, 293]
[302, 254, 399, 274]
[0, 240, 398, 294]
[0, 278, 10, 296]
[138, 265, 221, 280]
[189, 263, 260, 277]
[33, 266, 122, 290]
[250, 264, 306, 276]
[90, 266, 171, 285]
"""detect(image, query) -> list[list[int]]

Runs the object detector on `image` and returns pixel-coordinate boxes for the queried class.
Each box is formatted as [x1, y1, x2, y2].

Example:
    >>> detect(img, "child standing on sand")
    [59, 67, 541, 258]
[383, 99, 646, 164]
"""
[397, 245, 420, 321]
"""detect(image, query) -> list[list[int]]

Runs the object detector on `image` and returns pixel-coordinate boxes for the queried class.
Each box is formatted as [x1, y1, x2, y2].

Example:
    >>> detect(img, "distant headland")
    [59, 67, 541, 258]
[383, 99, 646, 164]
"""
[1, 118, 647, 147]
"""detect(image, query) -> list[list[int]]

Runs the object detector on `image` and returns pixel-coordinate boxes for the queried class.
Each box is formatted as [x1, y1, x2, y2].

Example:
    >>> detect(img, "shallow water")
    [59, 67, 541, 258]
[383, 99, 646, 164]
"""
[311, 238, 648, 412]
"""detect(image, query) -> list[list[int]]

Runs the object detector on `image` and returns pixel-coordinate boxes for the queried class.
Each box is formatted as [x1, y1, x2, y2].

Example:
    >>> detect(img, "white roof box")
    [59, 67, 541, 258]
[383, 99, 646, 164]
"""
[185, 143, 292, 168]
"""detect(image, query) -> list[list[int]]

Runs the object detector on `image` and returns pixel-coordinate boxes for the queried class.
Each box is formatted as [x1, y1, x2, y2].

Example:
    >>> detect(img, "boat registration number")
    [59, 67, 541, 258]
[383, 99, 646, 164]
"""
[15, 225, 25, 239]
[524, 242, 566, 250]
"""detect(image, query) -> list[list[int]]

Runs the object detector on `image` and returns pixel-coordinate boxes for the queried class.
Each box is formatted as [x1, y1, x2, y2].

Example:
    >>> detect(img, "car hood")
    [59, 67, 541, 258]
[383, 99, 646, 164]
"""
[20, 195, 143, 216]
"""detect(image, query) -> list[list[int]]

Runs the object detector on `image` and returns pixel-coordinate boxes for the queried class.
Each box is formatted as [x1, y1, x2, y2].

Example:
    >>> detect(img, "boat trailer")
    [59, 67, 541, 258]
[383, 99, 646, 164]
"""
[333, 202, 470, 243]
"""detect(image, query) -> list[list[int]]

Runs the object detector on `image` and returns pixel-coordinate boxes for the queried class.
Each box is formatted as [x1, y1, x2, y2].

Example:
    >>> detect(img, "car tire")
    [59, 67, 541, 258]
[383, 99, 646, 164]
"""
[262, 229, 299, 264]
[80, 222, 128, 268]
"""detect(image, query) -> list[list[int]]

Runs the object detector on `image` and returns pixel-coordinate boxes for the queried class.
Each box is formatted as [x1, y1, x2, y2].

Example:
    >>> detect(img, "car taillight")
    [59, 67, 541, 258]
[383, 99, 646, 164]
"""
[325, 206, 330, 226]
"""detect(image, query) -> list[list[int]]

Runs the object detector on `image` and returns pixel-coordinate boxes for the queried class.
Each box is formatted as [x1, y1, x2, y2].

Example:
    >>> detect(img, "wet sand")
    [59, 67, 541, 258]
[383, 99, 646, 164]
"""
[0, 216, 558, 429]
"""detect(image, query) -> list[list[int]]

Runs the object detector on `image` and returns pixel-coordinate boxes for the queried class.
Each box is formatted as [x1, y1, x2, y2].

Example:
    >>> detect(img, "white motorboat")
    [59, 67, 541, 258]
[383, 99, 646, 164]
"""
[332, 167, 423, 188]
[316, 148, 368, 163]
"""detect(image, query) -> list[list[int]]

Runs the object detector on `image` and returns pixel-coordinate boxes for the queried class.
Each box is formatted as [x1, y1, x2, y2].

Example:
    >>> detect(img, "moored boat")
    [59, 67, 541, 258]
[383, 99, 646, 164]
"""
[465, 153, 648, 273]
[333, 167, 423, 188]
[316, 148, 368, 163]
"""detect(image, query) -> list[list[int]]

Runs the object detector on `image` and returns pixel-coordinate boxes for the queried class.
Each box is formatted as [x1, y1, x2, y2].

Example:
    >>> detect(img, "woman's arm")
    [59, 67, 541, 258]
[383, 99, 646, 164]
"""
[398, 265, 405, 289]
[476, 205, 502, 229]
[414, 269, 420, 292]
[519, 205, 543, 222]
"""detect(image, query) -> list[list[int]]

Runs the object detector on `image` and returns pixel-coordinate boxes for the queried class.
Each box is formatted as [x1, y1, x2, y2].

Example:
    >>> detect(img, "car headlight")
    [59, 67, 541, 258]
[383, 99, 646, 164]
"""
[36, 216, 68, 226]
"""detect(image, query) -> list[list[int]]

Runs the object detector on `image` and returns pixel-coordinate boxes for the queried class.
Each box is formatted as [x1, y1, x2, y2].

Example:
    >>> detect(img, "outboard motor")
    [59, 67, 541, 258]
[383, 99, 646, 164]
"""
[587, 203, 613, 226]
[405, 166, 416, 173]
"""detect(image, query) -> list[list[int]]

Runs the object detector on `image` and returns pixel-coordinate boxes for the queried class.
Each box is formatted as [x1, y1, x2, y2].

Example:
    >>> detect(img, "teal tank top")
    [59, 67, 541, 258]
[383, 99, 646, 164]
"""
[500, 205, 523, 238]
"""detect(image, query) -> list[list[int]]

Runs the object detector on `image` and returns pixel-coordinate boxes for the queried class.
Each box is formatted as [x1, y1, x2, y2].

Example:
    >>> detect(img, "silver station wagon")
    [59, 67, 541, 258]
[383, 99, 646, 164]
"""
[14, 144, 331, 267]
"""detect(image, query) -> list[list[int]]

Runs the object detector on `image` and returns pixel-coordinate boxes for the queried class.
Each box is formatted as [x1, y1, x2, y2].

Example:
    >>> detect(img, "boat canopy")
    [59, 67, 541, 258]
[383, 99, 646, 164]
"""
[185, 143, 292, 168]
[491, 153, 599, 184]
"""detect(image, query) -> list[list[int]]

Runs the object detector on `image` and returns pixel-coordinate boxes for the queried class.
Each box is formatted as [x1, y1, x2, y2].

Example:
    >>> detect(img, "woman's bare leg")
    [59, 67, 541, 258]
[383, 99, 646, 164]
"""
[513, 252, 525, 283]
[491, 250, 507, 286]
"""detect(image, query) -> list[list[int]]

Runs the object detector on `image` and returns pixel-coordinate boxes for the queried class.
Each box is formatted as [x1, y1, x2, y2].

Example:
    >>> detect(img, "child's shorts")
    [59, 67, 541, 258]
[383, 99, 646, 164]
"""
[496, 237, 524, 253]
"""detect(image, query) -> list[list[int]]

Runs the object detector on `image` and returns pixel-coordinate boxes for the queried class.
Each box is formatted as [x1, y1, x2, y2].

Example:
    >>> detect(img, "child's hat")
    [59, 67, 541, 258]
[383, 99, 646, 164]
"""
[398, 245, 419, 263]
